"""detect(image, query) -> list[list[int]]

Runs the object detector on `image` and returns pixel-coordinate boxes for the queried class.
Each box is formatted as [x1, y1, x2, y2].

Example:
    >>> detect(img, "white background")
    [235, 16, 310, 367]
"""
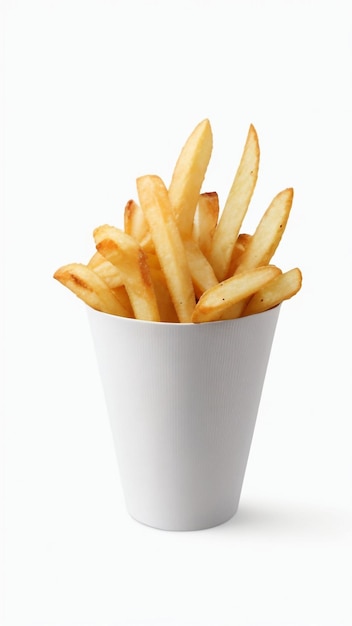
[1, 1, 352, 625]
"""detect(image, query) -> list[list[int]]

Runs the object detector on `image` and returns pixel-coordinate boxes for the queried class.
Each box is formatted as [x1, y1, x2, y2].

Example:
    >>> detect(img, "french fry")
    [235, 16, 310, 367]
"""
[93, 225, 160, 322]
[124, 199, 149, 243]
[234, 188, 294, 274]
[243, 267, 302, 316]
[123, 198, 156, 255]
[139, 231, 155, 255]
[87, 252, 134, 317]
[183, 238, 218, 300]
[168, 119, 213, 239]
[193, 191, 219, 262]
[109, 285, 134, 318]
[88, 251, 124, 288]
[219, 266, 282, 320]
[53, 263, 132, 317]
[144, 251, 161, 270]
[149, 267, 179, 323]
[136, 174, 196, 323]
[227, 233, 252, 278]
[210, 124, 260, 281]
[191, 265, 280, 323]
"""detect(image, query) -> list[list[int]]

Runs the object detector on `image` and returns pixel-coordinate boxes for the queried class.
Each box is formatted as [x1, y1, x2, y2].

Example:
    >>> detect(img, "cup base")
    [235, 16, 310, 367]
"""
[128, 505, 239, 532]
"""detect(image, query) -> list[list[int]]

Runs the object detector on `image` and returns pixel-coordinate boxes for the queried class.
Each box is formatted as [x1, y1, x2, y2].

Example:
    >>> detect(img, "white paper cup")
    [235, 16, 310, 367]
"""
[87, 305, 280, 531]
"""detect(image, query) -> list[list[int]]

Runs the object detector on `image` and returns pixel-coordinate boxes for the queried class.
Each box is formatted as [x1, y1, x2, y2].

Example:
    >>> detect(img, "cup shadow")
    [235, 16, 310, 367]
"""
[217, 499, 352, 541]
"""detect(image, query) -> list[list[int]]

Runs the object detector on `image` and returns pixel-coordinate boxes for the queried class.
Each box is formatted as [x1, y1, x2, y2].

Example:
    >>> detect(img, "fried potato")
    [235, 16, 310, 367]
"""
[227, 233, 252, 277]
[53, 263, 132, 317]
[93, 224, 160, 322]
[136, 174, 196, 323]
[191, 265, 280, 323]
[87, 252, 134, 317]
[235, 188, 293, 273]
[138, 231, 155, 254]
[168, 119, 213, 239]
[193, 191, 219, 262]
[183, 238, 218, 300]
[124, 199, 149, 242]
[243, 267, 302, 316]
[88, 251, 124, 288]
[210, 124, 260, 281]
[54, 120, 302, 323]
[149, 267, 179, 323]
[219, 266, 282, 320]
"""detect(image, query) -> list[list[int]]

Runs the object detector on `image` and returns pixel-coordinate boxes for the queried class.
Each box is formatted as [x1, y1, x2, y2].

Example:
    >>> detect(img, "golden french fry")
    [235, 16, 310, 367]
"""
[88, 252, 134, 317]
[53, 263, 132, 317]
[136, 175, 196, 323]
[210, 124, 260, 281]
[139, 231, 155, 254]
[109, 285, 134, 318]
[93, 224, 160, 322]
[144, 251, 161, 270]
[192, 191, 219, 262]
[227, 233, 252, 277]
[168, 119, 213, 239]
[235, 188, 294, 274]
[149, 267, 179, 323]
[191, 265, 280, 323]
[219, 266, 282, 320]
[124, 199, 149, 242]
[88, 251, 124, 288]
[88, 250, 106, 270]
[123, 199, 155, 253]
[183, 238, 218, 300]
[243, 267, 302, 316]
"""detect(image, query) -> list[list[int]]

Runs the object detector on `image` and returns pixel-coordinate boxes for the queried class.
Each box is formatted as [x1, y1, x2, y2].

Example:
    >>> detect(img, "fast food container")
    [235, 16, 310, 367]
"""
[87, 305, 280, 531]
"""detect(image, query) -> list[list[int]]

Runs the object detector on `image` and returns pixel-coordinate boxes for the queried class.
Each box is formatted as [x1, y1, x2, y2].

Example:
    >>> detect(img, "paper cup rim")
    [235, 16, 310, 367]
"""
[86, 304, 281, 329]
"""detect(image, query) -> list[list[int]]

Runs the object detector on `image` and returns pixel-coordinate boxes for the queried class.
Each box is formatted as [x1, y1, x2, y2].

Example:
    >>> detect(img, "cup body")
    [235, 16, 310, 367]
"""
[87, 305, 280, 531]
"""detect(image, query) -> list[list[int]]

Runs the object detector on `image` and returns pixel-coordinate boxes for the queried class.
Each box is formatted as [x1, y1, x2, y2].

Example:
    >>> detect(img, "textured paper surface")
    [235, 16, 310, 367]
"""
[87, 307, 280, 530]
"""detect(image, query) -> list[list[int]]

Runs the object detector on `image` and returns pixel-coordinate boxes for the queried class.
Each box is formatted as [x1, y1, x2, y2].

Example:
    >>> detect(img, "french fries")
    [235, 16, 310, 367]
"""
[53, 119, 302, 323]
[53, 263, 133, 317]
[168, 118, 213, 239]
[191, 266, 281, 323]
[93, 224, 160, 322]
[234, 188, 294, 274]
[193, 191, 220, 262]
[136, 174, 196, 323]
[243, 267, 302, 316]
[209, 124, 260, 281]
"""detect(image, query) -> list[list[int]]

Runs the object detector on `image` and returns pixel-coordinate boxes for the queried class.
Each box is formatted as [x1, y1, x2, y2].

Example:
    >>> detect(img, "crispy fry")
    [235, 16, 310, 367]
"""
[139, 231, 155, 254]
[227, 233, 252, 277]
[210, 125, 260, 281]
[137, 175, 196, 323]
[124, 199, 149, 242]
[193, 191, 219, 262]
[243, 267, 302, 316]
[87, 252, 134, 317]
[219, 266, 282, 320]
[109, 285, 134, 318]
[168, 119, 213, 239]
[144, 251, 161, 270]
[149, 267, 179, 323]
[93, 225, 160, 322]
[191, 265, 280, 323]
[53, 263, 132, 317]
[88, 251, 124, 288]
[183, 238, 218, 300]
[235, 188, 294, 274]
